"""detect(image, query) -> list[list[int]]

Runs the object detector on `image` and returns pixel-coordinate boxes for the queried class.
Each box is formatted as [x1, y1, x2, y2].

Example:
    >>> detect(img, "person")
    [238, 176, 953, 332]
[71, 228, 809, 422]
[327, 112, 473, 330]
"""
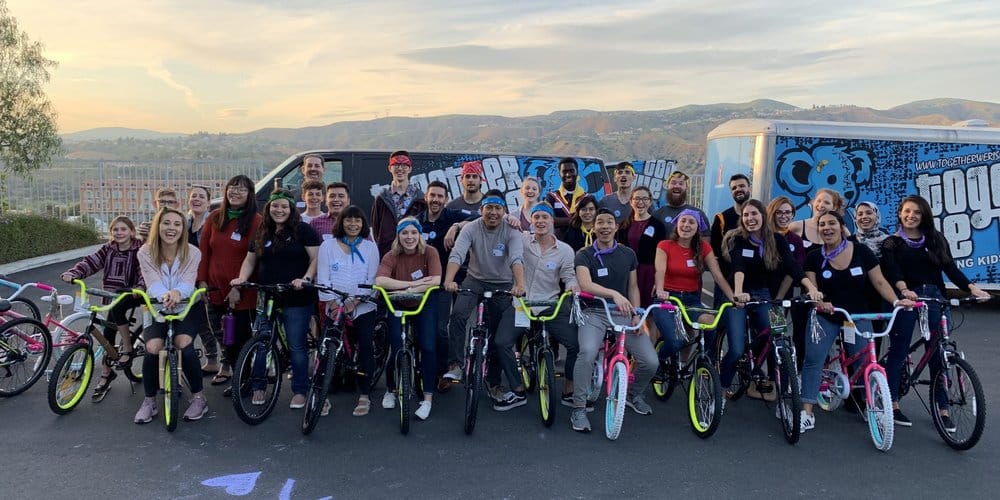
[446, 160, 486, 216]
[562, 194, 599, 252]
[501, 202, 580, 406]
[60, 215, 146, 402]
[372, 151, 427, 256]
[316, 205, 381, 416]
[294, 154, 326, 210]
[710, 174, 751, 308]
[231, 188, 321, 411]
[880, 195, 990, 428]
[721, 199, 822, 400]
[134, 207, 209, 423]
[571, 208, 658, 432]
[187, 185, 211, 247]
[650, 210, 733, 367]
[598, 162, 636, 224]
[299, 180, 325, 224]
[137, 188, 180, 240]
[309, 182, 351, 241]
[615, 186, 668, 307]
[651, 170, 709, 236]
[443, 190, 527, 410]
[789, 188, 847, 250]
[767, 196, 808, 367]
[197, 175, 262, 390]
[374, 217, 441, 420]
[853, 201, 890, 258]
[512, 176, 541, 231]
[415, 180, 469, 392]
[800, 211, 914, 432]
[546, 157, 585, 236]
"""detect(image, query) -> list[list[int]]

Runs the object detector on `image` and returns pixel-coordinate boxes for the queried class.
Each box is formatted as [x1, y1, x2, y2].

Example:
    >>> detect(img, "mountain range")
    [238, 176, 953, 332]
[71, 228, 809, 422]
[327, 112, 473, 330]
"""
[60, 98, 1000, 173]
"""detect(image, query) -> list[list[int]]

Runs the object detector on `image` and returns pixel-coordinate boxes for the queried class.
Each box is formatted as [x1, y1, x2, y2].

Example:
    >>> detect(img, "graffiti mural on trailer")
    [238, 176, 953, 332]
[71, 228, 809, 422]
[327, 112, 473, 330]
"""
[625, 159, 678, 209]
[368, 156, 608, 212]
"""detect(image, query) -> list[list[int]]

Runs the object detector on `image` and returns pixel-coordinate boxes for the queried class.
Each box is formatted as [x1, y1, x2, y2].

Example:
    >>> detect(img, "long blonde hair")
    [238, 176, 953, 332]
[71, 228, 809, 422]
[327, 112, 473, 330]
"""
[147, 207, 190, 267]
[390, 216, 427, 256]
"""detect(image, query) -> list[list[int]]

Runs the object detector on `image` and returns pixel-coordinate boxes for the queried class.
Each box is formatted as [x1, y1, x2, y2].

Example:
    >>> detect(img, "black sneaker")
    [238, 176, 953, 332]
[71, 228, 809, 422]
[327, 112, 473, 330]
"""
[493, 391, 527, 411]
[560, 393, 575, 408]
[893, 409, 912, 427]
[939, 414, 957, 433]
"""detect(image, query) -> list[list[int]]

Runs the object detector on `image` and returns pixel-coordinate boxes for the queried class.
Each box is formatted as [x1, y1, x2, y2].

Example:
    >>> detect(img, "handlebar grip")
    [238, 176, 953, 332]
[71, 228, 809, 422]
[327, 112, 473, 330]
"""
[577, 291, 596, 300]
[36, 283, 55, 292]
[358, 284, 373, 289]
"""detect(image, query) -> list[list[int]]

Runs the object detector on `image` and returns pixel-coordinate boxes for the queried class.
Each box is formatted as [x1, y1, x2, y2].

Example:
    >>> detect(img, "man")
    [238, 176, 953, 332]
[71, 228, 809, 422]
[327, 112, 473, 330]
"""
[652, 170, 709, 235]
[137, 187, 180, 240]
[371, 150, 426, 256]
[546, 157, 585, 234]
[446, 160, 486, 216]
[571, 208, 658, 432]
[709, 173, 751, 307]
[299, 180, 325, 223]
[443, 190, 527, 411]
[309, 182, 350, 240]
[493, 202, 579, 406]
[295, 154, 326, 210]
[598, 161, 636, 224]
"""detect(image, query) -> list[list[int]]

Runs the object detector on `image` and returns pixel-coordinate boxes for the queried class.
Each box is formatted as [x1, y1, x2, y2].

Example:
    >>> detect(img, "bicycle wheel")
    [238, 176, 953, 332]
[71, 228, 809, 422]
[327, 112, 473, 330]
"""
[519, 335, 535, 392]
[120, 331, 146, 383]
[463, 343, 483, 435]
[0, 318, 52, 396]
[866, 369, 894, 452]
[714, 330, 748, 400]
[930, 357, 985, 450]
[775, 347, 801, 445]
[688, 357, 723, 439]
[232, 336, 282, 425]
[605, 361, 628, 440]
[302, 342, 337, 436]
[538, 348, 556, 427]
[47, 343, 93, 414]
[398, 351, 413, 435]
[163, 350, 180, 432]
[587, 349, 604, 403]
[8, 297, 41, 322]
[652, 341, 678, 401]
[370, 317, 389, 390]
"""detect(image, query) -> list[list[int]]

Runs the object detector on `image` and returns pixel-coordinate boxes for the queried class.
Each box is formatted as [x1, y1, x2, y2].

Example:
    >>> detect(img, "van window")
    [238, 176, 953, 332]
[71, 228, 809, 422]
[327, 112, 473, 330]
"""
[277, 159, 344, 192]
[703, 136, 756, 217]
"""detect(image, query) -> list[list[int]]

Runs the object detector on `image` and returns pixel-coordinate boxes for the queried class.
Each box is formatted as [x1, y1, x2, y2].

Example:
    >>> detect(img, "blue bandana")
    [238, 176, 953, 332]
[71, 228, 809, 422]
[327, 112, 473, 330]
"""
[396, 219, 423, 234]
[340, 236, 366, 264]
[482, 196, 506, 209]
[530, 204, 555, 217]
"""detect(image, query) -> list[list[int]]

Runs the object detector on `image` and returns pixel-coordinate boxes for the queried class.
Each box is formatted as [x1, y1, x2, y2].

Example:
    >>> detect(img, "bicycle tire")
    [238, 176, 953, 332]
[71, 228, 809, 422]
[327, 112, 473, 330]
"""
[651, 340, 678, 402]
[46, 343, 93, 414]
[605, 361, 628, 440]
[370, 317, 389, 390]
[164, 350, 179, 432]
[931, 356, 986, 450]
[539, 348, 556, 427]
[0, 317, 52, 396]
[463, 342, 483, 435]
[775, 347, 801, 445]
[119, 327, 146, 383]
[232, 336, 282, 425]
[8, 296, 41, 322]
[398, 351, 413, 435]
[519, 335, 535, 392]
[689, 357, 723, 439]
[867, 370, 894, 452]
[302, 343, 337, 435]
[588, 349, 604, 403]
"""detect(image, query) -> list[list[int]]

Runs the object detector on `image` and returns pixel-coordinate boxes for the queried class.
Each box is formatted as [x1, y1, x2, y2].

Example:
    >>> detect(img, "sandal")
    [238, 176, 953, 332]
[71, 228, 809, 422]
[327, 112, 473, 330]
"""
[211, 373, 232, 386]
[92, 370, 117, 402]
[353, 398, 371, 417]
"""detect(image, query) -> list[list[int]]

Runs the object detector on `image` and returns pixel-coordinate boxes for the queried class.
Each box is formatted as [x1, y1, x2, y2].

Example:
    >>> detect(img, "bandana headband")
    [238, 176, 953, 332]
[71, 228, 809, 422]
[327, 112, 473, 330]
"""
[268, 192, 296, 204]
[396, 219, 423, 234]
[530, 204, 555, 217]
[675, 209, 708, 232]
[482, 196, 506, 209]
[389, 154, 412, 168]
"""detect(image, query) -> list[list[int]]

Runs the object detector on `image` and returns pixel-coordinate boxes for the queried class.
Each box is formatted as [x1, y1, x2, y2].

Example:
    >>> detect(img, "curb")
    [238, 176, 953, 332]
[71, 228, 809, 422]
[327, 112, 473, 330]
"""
[0, 244, 104, 276]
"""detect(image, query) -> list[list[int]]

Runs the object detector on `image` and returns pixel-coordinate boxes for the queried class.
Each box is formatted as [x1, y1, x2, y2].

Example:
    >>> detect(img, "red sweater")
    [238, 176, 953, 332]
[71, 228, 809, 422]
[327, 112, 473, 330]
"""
[197, 210, 263, 309]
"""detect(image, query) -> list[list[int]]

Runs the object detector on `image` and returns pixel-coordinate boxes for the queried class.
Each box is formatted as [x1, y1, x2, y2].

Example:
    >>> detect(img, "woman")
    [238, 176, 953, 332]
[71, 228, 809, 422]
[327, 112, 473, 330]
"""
[767, 196, 808, 367]
[60, 215, 145, 402]
[231, 188, 321, 410]
[186, 185, 218, 374]
[800, 211, 914, 432]
[134, 207, 209, 423]
[513, 177, 541, 232]
[316, 205, 380, 416]
[854, 201, 889, 258]
[789, 188, 846, 250]
[881, 195, 990, 427]
[197, 175, 262, 390]
[375, 217, 441, 420]
[721, 199, 822, 398]
[562, 194, 598, 252]
[616, 186, 668, 307]
[650, 210, 734, 363]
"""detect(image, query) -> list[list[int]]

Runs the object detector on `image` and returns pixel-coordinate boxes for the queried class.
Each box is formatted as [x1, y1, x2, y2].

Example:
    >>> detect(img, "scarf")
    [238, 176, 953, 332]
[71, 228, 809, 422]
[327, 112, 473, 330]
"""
[226, 208, 245, 220]
[582, 227, 595, 247]
[340, 236, 366, 264]
[592, 239, 617, 268]
[820, 238, 848, 270]
[550, 184, 586, 215]
[896, 229, 925, 249]
[748, 234, 765, 258]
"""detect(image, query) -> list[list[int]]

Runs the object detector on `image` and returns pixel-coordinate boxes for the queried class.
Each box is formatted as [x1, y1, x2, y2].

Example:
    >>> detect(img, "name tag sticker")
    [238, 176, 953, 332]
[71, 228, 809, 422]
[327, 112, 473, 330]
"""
[428, 231, 437, 240]
[493, 243, 505, 257]
[789, 243, 795, 252]
[545, 261, 557, 270]
[231, 232, 242, 241]
[822, 270, 832, 279]
[411, 269, 424, 280]
[686, 259, 696, 267]
[296, 201, 306, 209]
[644, 226, 655, 237]
[803, 240, 813, 248]
[597, 268, 609, 277]
[322, 234, 332, 241]
[264, 240, 272, 248]
[741, 248, 755, 258]
[554, 202, 565, 209]
[513, 298, 530, 328]
[850, 266, 863, 276]
[614, 210, 622, 218]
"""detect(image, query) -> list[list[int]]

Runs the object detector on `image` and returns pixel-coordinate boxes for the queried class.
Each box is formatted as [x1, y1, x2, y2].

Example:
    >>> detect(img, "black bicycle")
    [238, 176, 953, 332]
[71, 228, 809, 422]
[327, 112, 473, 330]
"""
[455, 287, 515, 435]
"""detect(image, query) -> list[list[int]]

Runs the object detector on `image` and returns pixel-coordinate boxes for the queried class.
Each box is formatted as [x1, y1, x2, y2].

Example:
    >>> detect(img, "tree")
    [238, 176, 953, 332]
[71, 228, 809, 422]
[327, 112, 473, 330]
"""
[0, 0, 61, 176]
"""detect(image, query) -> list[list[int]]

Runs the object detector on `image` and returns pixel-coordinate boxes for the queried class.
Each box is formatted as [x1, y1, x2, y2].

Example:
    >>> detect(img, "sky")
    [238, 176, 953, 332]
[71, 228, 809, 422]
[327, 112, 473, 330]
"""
[8, 0, 1000, 134]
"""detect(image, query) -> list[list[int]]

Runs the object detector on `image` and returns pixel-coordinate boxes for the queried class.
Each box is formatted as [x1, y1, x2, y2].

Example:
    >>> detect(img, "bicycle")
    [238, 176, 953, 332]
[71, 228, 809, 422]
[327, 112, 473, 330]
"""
[512, 291, 573, 428]
[455, 287, 515, 435]
[576, 292, 672, 441]
[650, 296, 730, 439]
[715, 298, 806, 444]
[46, 281, 147, 412]
[370, 284, 439, 435]
[0, 276, 43, 322]
[0, 302, 50, 397]
[301, 284, 382, 435]
[881, 296, 990, 450]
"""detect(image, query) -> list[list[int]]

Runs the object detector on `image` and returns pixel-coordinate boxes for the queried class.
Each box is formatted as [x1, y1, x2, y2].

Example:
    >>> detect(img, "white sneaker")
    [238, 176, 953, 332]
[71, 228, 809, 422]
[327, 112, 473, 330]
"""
[415, 401, 432, 420]
[443, 366, 463, 381]
[320, 399, 331, 417]
[382, 391, 396, 409]
[800, 410, 815, 432]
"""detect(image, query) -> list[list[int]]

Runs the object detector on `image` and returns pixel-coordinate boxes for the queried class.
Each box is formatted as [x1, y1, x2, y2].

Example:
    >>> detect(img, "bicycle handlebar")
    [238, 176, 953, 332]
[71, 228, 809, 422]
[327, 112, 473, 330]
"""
[71, 279, 139, 313]
[828, 302, 926, 339]
[576, 292, 674, 332]
[451, 288, 517, 299]
[370, 284, 440, 318]
[130, 288, 208, 321]
[662, 296, 732, 330]
[516, 291, 573, 322]
[916, 295, 991, 307]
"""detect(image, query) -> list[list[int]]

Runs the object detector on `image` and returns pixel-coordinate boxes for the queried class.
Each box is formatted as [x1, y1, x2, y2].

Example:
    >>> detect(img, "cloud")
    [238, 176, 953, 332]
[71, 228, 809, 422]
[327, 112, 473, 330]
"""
[145, 63, 200, 111]
[217, 108, 249, 119]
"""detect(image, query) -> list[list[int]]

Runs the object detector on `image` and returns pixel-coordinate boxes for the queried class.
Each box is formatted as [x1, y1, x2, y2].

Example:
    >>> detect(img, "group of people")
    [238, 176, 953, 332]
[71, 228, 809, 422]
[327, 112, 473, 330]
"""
[61, 152, 990, 435]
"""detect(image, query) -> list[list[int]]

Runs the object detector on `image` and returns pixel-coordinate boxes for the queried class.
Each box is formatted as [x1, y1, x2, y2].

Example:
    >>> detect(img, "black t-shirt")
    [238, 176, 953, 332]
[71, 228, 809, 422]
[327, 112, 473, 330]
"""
[805, 242, 880, 320]
[879, 235, 971, 294]
[250, 221, 322, 307]
[574, 243, 638, 299]
[730, 233, 804, 292]
[418, 208, 468, 284]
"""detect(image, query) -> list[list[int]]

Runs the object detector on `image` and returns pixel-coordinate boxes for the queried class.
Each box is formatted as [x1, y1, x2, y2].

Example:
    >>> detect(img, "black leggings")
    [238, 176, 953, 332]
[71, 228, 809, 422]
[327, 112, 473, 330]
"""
[103, 294, 145, 346]
[142, 344, 203, 397]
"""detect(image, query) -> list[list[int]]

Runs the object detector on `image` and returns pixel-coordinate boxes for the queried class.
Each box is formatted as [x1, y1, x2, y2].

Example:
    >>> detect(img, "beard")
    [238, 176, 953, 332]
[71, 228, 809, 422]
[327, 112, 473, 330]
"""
[732, 191, 749, 204]
[667, 190, 687, 206]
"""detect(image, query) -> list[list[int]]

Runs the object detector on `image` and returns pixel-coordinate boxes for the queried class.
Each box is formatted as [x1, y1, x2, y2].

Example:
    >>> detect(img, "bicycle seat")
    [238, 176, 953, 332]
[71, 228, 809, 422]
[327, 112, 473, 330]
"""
[0, 299, 9, 313]
[40, 294, 76, 305]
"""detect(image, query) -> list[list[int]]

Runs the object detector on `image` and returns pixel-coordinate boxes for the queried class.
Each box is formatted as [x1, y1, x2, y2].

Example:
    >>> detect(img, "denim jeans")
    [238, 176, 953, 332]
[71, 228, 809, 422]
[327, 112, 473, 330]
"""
[280, 305, 314, 396]
[719, 288, 771, 388]
[800, 315, 869, 405]
[386, 295, 438, 395]
[651, 291, 702, 360]
[886, 284, 948, 406]
[498, 305, 579, 391]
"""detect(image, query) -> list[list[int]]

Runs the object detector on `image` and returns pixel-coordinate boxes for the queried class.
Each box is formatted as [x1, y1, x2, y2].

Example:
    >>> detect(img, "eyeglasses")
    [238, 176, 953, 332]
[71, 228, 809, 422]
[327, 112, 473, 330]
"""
[775, 210, 794, 216]
[157, 198, 178, 206]
[631, 197, 651, 203]
[227, 186, 249, 194]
